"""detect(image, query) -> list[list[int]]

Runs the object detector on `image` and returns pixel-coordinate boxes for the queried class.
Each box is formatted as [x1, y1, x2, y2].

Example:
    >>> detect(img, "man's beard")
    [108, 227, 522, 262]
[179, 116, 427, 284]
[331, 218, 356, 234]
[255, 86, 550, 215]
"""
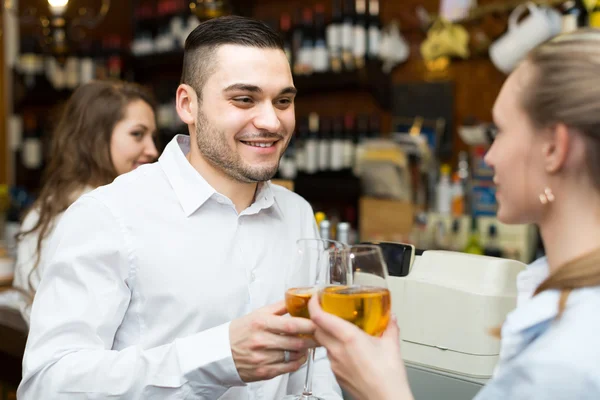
[194, 110, 284, 183]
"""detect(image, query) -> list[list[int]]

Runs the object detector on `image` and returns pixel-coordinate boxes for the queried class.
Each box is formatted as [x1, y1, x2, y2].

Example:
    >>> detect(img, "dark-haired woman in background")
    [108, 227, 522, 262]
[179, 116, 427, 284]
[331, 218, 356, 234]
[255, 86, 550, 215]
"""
[13, 80, 158, 323]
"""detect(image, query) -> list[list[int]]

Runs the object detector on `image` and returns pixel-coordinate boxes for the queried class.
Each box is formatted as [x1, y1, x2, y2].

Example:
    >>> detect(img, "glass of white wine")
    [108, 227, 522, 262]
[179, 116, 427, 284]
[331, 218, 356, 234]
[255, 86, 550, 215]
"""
[319, 244, 391, 336]
[284, 238, 347, 400]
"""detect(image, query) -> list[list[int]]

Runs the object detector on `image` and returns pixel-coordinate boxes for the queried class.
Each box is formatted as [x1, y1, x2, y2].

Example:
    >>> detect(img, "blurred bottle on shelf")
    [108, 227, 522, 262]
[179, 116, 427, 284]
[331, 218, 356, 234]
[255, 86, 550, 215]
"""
[328, 0, 344, 72]
[463, 217, 483, 255]
[484, 224, 503, 258]
[280, 13, 293, 65]
[561, 0, 588, 32]
[341, 0, 356, 70]
[353, 0, 367, 69]
[367, 0, 382, 60]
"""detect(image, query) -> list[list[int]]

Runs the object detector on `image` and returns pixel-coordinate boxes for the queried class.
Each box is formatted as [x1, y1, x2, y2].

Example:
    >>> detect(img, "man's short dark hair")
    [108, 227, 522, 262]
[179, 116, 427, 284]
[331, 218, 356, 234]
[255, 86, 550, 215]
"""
[180, 16, 285, 100]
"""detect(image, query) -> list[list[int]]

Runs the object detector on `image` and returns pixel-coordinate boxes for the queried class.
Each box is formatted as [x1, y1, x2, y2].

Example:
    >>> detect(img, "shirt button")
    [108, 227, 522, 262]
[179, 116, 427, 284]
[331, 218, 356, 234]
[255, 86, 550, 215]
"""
[217, 198, 225, 204]
[250, 272, 256, 282]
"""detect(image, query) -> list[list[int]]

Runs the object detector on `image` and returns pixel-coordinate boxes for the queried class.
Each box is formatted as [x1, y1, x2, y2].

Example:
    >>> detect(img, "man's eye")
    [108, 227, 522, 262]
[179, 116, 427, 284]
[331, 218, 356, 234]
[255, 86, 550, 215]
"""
[234, 97, 253, 104]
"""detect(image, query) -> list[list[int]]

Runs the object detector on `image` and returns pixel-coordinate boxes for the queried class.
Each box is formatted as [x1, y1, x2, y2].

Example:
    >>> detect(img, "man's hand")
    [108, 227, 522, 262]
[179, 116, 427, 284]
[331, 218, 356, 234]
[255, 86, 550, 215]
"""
[230, 301, 316, 382]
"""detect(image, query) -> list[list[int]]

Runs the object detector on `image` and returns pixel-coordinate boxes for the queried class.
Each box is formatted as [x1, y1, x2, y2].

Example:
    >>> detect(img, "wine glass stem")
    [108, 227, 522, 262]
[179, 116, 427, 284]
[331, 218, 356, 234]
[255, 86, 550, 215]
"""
[301, 348, 316, 397]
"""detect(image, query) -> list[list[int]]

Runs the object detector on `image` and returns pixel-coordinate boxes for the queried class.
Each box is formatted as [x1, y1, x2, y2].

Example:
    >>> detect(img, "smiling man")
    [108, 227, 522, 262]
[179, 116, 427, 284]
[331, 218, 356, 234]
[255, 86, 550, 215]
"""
[18, 16, 342, 400]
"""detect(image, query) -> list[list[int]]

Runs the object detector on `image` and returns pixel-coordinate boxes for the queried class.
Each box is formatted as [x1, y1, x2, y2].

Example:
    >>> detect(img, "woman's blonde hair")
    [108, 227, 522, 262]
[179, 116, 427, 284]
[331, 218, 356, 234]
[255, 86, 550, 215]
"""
[492, 29, 600, 337]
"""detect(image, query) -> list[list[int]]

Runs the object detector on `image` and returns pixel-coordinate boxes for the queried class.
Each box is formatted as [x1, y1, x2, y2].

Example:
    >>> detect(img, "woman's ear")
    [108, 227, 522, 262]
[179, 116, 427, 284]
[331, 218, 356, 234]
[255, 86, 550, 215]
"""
[176, 84, 197, 125]
[543, 123, 570, 174]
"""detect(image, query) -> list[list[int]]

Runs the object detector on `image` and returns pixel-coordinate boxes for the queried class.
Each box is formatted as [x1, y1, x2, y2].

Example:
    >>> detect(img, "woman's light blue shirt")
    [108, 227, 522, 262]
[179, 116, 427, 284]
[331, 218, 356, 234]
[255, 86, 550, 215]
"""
[475, 258, 600, 399]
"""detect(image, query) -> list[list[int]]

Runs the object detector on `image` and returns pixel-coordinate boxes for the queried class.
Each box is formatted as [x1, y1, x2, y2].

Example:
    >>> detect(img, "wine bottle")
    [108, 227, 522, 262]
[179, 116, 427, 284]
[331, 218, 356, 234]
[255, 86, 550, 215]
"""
[313, 4, 329, 73]
[318, 116, 332, 172]
[18, 37, 43, 89]
[341, 0, 355, 70]
[297, 8, 315, 75]
[292, 9, 304, 75]
[330, 116, 345, 171]
[79, 41, 96, 85]
[367, 0, 382, 60]
[305, 112, 320, 174]
[279, 132, 298, 180]
[107, 35, 123, 80]
[280, 13, 293, 66]
[327, 0, 344, 73]
[353, 0, 367, 69]
[15, 114, 44, 195]
[295, 117, 307, 173]
[343, 112, 356, 170]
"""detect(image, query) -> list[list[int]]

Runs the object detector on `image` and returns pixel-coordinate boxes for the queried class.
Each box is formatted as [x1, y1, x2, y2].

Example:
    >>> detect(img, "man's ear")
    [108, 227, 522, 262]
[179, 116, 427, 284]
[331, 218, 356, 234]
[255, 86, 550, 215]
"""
[543, 123, 570, 174]
[176, 84, 197, 125]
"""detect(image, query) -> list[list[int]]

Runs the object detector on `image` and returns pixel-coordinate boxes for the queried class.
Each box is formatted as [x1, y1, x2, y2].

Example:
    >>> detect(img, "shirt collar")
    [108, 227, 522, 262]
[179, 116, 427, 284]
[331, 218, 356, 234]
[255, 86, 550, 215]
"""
[516, 256, 549, 306]
[159, 135, 216, 217]
[503, 289, 560, 336]
[159, 135, 281, 217]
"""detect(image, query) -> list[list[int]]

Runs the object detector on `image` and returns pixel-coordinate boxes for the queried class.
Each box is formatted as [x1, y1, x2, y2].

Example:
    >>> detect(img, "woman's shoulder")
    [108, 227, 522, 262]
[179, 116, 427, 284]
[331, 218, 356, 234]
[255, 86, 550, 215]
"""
[20, 185, 93, 232]
[20, 207, 41, 231]
[524, 288, 600, 368]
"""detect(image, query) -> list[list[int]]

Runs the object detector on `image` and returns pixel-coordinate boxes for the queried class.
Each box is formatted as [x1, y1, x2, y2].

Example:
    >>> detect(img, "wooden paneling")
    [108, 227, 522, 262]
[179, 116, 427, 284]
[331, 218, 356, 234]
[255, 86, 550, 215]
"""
[0, 5, 7, 185]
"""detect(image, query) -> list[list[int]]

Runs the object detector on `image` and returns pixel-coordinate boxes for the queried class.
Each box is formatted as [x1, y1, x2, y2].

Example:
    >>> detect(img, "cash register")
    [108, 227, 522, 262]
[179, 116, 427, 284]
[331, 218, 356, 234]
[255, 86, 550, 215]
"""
[372, 243, 526, 400]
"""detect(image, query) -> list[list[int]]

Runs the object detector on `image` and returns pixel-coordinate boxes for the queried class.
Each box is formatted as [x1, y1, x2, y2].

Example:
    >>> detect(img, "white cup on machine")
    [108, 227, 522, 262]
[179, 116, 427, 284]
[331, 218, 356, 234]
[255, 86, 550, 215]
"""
[489, 2, 561, 74]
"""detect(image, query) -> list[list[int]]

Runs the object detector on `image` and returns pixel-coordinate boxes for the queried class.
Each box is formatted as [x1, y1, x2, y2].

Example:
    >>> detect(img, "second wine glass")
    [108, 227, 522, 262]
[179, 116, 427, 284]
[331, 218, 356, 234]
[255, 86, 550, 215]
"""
[284, 238, 347, 400]
[319, 244, 391, 336]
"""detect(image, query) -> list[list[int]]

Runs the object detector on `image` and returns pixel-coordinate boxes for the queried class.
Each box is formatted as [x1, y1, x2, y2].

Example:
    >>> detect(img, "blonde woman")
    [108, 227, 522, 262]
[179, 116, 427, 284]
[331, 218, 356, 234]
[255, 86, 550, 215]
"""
[309, 29, 600, 400]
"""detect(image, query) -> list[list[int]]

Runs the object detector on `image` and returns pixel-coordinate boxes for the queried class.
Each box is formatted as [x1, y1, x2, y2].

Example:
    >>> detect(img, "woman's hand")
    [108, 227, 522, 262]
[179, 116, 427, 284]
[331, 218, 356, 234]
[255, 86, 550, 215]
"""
[308, 295, 414, 400]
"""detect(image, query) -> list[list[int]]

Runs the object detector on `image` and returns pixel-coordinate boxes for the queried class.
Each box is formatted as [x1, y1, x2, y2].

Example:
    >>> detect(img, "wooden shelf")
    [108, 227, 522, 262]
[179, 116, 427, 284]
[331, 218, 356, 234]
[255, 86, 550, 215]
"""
[130, 52, 392, 109]
[130, 51, 184, 79]
[294, 61, 392, 110]
[294, 172, 362, 203]
[12, 71, 73, 114]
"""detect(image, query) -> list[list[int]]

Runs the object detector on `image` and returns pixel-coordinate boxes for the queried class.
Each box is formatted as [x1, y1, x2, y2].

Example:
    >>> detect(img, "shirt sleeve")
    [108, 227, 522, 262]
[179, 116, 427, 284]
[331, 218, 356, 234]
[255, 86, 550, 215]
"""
[474, 360, 599, 400]
[18, 196, 244, 399]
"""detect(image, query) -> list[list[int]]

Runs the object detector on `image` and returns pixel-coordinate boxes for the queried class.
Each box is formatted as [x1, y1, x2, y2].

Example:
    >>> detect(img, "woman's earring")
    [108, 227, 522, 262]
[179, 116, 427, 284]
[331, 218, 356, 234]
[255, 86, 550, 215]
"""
[539, 187, 555, 205]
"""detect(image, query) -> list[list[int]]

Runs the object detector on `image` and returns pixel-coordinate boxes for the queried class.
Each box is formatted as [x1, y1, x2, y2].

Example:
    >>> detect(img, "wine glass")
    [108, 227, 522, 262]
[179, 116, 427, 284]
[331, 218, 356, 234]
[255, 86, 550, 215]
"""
[284, 238, 347, 400]
[319, 244, 391, 336]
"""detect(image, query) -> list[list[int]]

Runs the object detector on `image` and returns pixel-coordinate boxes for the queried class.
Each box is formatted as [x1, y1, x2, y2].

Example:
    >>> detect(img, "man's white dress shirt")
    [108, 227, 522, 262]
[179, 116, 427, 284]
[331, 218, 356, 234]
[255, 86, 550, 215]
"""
[18, 135, 342, 400]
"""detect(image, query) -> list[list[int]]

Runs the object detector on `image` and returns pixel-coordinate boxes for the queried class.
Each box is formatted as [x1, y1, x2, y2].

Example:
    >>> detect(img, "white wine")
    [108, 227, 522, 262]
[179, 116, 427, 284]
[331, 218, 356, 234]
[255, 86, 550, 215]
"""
[320, 285, 391, 336]
[286, 287, 314, 319]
